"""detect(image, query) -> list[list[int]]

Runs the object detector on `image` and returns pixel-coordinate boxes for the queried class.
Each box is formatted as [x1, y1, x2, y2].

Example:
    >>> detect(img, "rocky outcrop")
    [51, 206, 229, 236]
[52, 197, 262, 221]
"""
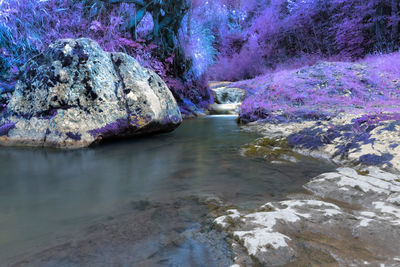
[241, 113, 400, 172]
[0, 38, 182, 148]
[215, 167, 400, 266]
[209, 55, 400, 266]
[220, 107, 400, 265]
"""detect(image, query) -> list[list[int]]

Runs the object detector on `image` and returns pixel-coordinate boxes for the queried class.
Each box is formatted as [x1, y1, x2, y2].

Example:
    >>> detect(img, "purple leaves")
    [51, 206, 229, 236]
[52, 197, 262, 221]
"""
[88, 119, 130, 138]
[359, 153, 394, 166]
[0, 123, 16, 136]
[66, 132, 82, 141]
[237, 58, 400, 124]
[203, 0, 400, 81]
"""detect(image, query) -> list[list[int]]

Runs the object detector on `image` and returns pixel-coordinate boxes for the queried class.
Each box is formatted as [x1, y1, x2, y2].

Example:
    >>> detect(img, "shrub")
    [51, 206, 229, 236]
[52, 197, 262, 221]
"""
[203, 0, 400, 81]
[0, 0, 213, 114]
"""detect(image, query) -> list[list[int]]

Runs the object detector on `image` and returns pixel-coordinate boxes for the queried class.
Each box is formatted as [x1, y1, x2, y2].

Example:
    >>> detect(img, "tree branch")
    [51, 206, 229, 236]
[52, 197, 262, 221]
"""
[99, 0, 146, 6]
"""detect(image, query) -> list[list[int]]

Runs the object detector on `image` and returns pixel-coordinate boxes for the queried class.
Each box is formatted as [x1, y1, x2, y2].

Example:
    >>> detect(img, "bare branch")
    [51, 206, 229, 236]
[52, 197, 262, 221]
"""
[99, 0, 146, 6]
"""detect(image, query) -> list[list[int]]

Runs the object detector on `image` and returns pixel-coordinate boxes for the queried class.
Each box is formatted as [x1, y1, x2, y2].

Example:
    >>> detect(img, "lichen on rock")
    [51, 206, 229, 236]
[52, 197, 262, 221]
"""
[0, 38, 182, 148]
[214, 167, 400, 266]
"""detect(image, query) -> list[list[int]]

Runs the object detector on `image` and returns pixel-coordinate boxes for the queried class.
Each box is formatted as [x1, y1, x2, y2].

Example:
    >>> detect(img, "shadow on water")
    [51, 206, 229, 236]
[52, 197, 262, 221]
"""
[0, 116, 335, 266]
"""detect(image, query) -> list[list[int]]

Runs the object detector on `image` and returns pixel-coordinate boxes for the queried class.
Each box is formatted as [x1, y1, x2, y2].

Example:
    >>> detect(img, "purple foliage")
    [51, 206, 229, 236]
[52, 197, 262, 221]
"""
[2, 0, 400, 115]
[353, 113, 400, 127]
[237, 57, 400, 123]
[88, 119, 130, 138]
[0, 123, 16, 136]
[0, 0, 212, 115]
[288, 126, 344, 150]
[287, 112, 399, 165]
[66, 132, 82, 141]
[166, 75, 213, 115]
[204, 0, 400, 81]
[359, 153, 394, 166]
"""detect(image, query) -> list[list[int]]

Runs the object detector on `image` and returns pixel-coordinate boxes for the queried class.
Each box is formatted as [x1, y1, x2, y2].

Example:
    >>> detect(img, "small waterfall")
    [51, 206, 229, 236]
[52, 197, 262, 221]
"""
[208, 81, 245, 115]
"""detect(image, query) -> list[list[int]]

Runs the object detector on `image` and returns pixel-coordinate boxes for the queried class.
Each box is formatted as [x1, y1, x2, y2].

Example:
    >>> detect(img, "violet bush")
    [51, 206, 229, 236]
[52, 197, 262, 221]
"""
[1, 0, 400, 117]
[237, 57, 400, 123]
[0, 0, 213, 115]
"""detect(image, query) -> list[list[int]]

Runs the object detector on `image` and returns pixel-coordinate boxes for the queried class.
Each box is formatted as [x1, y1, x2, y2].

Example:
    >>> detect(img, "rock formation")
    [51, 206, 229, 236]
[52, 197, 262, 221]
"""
[0, 38, 182, 148]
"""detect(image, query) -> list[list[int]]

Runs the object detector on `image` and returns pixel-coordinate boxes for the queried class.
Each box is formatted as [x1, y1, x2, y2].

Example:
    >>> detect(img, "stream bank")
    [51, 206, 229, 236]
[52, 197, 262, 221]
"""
[214, 166, 400, 266]
[212, 112, 400, 266]
[204, 78, 400, 265]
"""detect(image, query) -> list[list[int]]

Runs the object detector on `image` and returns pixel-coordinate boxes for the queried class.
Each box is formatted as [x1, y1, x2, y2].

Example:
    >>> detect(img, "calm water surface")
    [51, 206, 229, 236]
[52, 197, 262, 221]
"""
[0, 116, 334, 266]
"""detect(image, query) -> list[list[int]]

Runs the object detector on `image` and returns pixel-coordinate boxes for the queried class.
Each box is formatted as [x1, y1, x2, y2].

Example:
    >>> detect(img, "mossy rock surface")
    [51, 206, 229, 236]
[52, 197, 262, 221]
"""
[241, 137, 299, 163]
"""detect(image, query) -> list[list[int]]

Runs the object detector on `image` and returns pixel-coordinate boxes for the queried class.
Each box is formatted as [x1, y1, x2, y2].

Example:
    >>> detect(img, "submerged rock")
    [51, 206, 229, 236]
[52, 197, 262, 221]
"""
[0, 38, 182, 148]
[241, 137, 300, 164]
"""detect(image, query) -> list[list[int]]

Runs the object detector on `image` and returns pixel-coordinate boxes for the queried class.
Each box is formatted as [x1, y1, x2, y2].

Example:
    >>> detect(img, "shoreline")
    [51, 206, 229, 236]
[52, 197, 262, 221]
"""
[240, 112, 400, 174]
[213, 112, 400, 266]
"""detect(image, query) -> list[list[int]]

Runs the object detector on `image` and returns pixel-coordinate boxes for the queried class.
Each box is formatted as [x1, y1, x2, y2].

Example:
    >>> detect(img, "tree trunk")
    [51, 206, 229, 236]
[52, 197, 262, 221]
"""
[392, 0, 399, 47]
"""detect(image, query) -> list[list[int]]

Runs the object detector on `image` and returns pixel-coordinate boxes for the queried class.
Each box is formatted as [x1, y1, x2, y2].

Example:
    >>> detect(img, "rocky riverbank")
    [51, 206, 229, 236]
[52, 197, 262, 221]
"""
[209, 56, 400, 266]
[241, 112, 400, 172]
[2, 37, 400, 265]
[215, 167, 400, 266]
[214, 166, 400, 266]
[211, 114, 400, 265]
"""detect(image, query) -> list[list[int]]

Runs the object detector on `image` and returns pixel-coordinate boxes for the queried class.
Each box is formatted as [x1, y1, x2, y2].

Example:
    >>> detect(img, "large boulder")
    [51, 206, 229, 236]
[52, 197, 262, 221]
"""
[0, 38, 182, 148]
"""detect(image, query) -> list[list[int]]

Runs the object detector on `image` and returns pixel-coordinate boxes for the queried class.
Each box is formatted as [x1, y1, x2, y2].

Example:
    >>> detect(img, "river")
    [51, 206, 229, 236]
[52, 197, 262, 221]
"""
[0, 116, 334, 266]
